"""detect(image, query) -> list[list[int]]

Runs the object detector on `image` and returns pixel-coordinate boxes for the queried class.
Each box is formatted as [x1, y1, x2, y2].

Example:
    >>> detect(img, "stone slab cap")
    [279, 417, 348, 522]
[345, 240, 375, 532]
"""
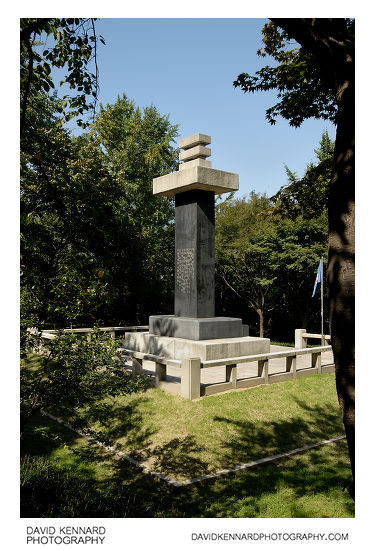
[179, 145, 211, 162]
[178, 133, 211, 150]
[153, 165, 239, 196]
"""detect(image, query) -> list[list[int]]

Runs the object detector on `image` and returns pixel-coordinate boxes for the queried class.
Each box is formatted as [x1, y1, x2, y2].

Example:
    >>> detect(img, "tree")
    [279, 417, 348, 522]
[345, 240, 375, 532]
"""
[234, 19, 355, 497]
[21, 93, 122, 327]
[216, 193, 276, 337]
[270, 215, 328, 338]
[20, 18, 105, 133]
[90, 94, 179, 322]
[271, 130, 335, 219]
[215, 193, 328, 340]
[20, 18, 110, 328]
[20, 93, 179, 329]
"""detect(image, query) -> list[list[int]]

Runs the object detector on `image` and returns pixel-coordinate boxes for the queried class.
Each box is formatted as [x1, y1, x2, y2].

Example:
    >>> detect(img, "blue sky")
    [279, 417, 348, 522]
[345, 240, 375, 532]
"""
[85, 18, 336, 198]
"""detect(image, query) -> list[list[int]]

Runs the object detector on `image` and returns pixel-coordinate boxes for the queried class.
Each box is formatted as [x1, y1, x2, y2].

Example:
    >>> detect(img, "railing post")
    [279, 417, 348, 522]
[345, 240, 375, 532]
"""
[258, 359, 269, 383]
[132, 357, 143, 379]
[181, 358, 201, 400]
[312, 351, 322, 374]
[110, 330, 116, 343]
[155, 361, 167, 386]
[286, 355, 297, 378]
[225, 363, 237, 389]
[295, 328, 307, 349]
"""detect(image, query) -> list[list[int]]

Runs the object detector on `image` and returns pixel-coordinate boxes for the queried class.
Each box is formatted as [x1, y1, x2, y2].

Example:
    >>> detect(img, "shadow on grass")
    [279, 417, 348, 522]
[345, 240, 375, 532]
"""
[21, 391, 354, 518]
[212, 397, 344, 468]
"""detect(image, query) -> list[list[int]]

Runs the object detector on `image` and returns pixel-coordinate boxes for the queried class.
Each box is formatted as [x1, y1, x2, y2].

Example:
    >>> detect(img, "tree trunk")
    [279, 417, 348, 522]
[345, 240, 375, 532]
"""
[327, 76, 355, 498]
[257, 309, 264, 338]
[270, 18, 355, 498]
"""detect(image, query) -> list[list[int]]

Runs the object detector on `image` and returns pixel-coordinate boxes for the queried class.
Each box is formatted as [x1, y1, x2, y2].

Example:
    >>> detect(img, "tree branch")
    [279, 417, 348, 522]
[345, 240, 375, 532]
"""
[221, 273, 242, 300]
[270, 18, 353, 91]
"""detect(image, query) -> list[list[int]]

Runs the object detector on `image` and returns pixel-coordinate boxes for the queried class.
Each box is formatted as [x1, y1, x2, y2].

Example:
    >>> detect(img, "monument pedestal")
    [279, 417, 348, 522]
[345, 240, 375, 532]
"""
[149, 315, 249, 340]
[123, 332, 270, 362]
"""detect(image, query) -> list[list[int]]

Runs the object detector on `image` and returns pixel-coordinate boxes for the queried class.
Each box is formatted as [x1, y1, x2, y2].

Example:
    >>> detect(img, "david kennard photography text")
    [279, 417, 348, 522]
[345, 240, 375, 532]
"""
[26, 526, 106, 545]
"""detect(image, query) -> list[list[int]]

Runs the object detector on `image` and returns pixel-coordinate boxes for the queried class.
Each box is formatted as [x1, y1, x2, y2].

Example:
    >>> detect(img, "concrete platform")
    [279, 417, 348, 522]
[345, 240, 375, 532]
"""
[123, 332, 270, 361]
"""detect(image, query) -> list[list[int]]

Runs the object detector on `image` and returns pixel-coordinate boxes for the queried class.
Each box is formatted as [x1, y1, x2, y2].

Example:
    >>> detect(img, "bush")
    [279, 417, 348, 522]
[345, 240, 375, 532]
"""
[21, 329, 149, 436]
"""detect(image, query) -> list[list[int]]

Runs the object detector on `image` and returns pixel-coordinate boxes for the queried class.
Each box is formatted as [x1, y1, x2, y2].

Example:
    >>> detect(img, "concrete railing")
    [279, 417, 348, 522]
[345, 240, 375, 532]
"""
[34, 325, 149, 343]
[28, 326, 149, 355]
[121, 344, 334, 400]
[121, 349, 209, 400]
[119, 348, 184, 389]
[29, 326, 334, 400]
[295, 328, 331, 348]
[198, 345, 333, 399]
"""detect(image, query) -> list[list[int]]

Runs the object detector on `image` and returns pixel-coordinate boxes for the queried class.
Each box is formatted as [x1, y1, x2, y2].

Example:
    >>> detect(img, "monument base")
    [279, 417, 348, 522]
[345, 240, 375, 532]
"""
[123, 332, 270, 361]
[149, 315, 248, 341]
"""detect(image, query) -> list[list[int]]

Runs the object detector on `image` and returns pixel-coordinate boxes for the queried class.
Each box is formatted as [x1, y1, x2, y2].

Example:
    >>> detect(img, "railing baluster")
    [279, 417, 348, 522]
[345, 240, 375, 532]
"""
[312, 351, 322, 374]
[132, 357, 143, 379]
[225, 363, 237, 388]
[258, 359, 269, 383]
[181, 358, 201, 400]
[155, 361, 167, 386]
[286, 355, 297, 378]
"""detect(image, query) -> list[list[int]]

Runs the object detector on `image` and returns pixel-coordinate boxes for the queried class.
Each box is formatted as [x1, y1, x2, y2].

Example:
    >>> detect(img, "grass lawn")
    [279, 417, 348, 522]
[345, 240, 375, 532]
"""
[21, 355, 354, 518]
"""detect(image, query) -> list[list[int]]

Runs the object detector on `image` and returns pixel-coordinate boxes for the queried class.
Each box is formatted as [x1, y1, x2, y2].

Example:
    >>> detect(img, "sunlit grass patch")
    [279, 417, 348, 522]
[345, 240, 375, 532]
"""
[21, 414, 354, 518]
[46, 372, 345, 482]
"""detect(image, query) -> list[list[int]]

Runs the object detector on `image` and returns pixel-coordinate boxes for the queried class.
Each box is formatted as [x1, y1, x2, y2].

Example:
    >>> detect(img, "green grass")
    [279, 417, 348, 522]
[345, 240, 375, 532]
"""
[270, 340, 294, 347]
[21, 355, 354, 518]
[53, 373, 346, 482]
[20, 412, 354, 518]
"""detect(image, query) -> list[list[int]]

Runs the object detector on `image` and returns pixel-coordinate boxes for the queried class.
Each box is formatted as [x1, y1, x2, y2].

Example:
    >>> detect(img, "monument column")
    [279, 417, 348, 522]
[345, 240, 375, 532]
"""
[149, 133, 246, 340]
[175, 188, 215, 318]
[174, 134, 215, 318]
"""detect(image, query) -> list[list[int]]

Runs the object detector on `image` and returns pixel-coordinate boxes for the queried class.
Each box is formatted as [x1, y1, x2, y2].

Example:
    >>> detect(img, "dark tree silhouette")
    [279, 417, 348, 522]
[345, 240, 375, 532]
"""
[235, 18, 355, 498]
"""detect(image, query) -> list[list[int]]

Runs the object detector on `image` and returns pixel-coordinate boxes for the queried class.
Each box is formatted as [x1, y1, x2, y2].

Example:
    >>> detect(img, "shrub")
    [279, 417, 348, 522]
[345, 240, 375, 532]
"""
[21, 329, 149, 436]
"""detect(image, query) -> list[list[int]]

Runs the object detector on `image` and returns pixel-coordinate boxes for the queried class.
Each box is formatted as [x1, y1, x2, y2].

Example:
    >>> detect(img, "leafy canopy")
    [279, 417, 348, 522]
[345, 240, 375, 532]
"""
[271, 130, 335, 219]
[215, 183, 328, 339]
[20, 18, 105, 130]
[233, 21, 339, 126]
[20, 92, 179, 328]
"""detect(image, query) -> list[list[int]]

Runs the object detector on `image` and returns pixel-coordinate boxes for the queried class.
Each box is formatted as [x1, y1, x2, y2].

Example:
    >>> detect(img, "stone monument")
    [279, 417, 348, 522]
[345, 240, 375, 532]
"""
[124, 133, 269, 360]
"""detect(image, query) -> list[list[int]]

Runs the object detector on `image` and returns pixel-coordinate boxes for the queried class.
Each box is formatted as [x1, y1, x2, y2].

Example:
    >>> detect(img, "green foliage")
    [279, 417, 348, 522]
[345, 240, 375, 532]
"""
[20, 18, 105, 130]
[21, 94, 116, 326]
[20, 331, 148, 435]
[20, 93, 179, 328]
[91, 95, 179, 320]
[215, 189, 328, 339]
[233, 21, 341, 126]
[271, 131, 335, 219]
[216, 193, 276, 336]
